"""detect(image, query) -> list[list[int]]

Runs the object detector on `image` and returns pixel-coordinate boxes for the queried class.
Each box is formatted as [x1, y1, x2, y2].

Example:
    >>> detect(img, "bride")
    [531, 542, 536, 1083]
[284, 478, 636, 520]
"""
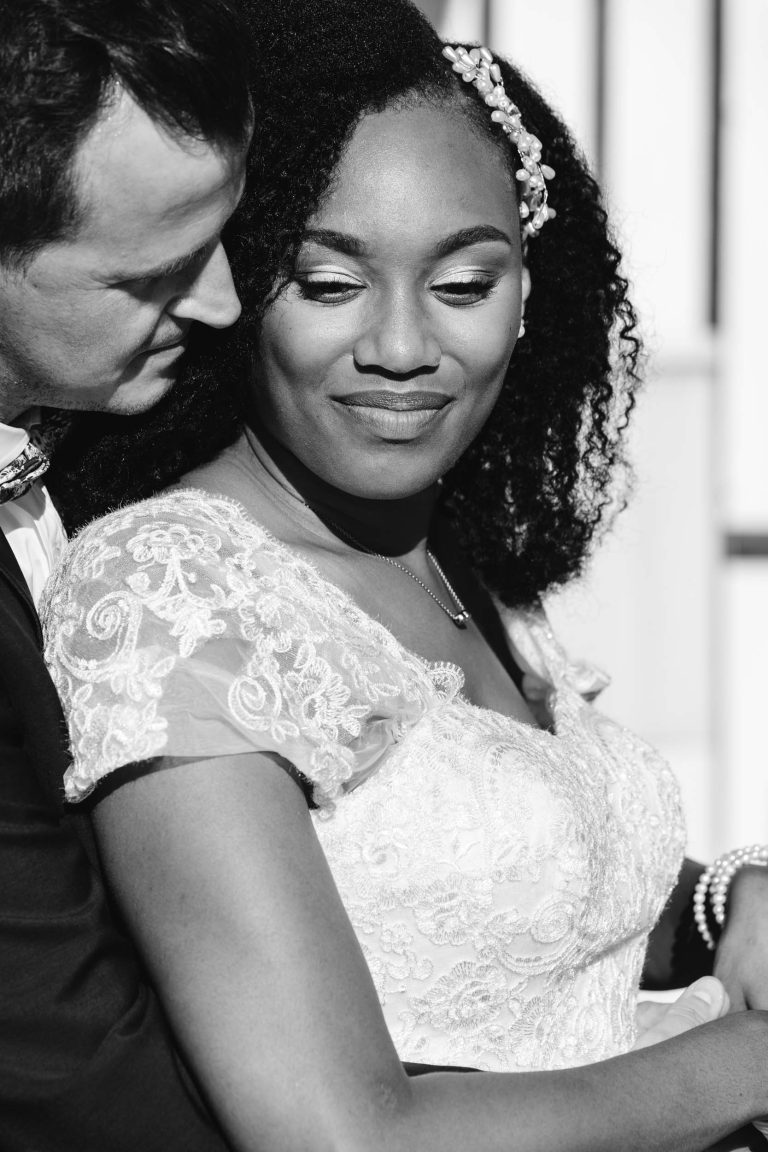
[44, 0, 768, 1147]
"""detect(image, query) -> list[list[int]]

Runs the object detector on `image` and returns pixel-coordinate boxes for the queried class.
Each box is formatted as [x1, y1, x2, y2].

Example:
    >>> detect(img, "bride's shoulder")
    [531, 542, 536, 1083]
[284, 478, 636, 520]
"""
[43, 487, 293, 615]
[70, 487, 277, 559]
[74, 486, 259, 541]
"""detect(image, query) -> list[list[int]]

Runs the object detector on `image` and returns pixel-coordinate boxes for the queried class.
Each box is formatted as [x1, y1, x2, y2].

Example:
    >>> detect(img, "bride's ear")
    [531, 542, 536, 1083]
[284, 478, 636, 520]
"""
[522, 264, 531, 307]
[517, 264, 532, 340]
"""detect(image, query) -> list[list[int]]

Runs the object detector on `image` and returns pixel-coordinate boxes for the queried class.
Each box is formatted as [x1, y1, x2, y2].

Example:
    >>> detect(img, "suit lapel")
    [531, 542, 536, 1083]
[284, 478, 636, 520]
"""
[0, 523, 103, 868]
[0, 526, 42, 645]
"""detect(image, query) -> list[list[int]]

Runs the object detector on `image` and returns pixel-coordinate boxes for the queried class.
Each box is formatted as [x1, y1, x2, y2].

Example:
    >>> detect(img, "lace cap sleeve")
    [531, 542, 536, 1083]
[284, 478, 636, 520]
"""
[499, 602, 611, 707]
[42, 491, 442, 808]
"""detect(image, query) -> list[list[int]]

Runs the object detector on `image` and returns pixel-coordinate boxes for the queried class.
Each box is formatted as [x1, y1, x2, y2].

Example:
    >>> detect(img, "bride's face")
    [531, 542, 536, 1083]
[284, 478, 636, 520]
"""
[250, 101, 526, 500]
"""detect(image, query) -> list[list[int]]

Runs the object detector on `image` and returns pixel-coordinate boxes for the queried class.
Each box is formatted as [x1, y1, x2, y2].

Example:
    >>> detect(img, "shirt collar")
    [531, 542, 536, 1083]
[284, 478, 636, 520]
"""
[0, 409, 42, 471]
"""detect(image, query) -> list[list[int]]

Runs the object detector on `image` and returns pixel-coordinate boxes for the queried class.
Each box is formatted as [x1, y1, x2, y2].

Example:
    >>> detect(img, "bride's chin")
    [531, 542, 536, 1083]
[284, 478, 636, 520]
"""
[309, 444, 454, 503]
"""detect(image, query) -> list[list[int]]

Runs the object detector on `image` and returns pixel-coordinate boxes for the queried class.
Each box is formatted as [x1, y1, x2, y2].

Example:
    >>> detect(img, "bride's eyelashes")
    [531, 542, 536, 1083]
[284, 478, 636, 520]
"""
[293, 270, 502, 306]
[430, 273, 501, 306]
[294, 273, 363, 304]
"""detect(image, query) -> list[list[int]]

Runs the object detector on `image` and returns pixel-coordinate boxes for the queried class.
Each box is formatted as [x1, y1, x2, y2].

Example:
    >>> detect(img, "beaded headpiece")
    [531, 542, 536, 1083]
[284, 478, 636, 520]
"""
[442, 44, 555, 239]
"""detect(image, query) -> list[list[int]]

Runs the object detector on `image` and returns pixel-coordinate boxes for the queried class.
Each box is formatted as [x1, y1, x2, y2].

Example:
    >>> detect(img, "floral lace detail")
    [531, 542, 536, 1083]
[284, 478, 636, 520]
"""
[42, 490, 460, 806]
[41, 488, 686, 1072]
[315, 693, 683, 1071]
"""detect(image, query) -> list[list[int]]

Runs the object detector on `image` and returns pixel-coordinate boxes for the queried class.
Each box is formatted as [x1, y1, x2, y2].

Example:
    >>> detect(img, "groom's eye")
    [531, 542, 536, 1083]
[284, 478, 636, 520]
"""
[114, 243, 214, 291]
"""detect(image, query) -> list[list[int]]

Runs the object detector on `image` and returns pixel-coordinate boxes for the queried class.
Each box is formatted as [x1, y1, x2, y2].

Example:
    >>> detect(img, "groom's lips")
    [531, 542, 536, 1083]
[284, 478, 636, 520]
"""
[147, 338, 185, 354]
[138, 332, 190, 359]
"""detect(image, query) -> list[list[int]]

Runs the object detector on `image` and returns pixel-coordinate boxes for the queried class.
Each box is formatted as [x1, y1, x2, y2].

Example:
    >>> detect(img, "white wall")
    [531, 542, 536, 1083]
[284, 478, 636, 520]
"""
[417, 0, 768, 860]
[718, 0, 768, 851]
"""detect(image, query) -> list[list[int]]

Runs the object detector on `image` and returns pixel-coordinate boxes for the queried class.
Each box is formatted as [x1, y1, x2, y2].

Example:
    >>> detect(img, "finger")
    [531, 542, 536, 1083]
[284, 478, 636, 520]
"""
[632, 977, 728, 1050]
[635, 1001, 667, 1033]
[671, 976, 730, 1022]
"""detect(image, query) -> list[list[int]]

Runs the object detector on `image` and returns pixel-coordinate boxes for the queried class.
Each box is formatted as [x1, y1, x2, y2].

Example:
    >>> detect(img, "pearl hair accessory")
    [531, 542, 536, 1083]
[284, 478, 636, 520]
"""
[693, 844, 768, 950]
[442, 44, 556, 239]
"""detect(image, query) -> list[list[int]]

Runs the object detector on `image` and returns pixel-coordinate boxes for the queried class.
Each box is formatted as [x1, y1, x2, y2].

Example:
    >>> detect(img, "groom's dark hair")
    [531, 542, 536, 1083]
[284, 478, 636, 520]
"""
[0, 0, 252, 269]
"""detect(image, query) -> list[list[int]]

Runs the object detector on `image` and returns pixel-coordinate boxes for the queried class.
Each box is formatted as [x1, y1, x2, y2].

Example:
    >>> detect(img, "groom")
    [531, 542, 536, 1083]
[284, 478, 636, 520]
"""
[0, 3, 470, 1144]
[0, 1, 251, 1148]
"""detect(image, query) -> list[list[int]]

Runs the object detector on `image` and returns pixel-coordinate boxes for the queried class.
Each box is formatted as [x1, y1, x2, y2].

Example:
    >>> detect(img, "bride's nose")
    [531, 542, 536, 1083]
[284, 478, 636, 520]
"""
[353, 290, 441, 375]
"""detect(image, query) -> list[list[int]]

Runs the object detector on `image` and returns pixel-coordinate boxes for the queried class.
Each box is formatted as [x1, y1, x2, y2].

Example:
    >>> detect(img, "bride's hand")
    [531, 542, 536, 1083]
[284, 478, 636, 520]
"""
[632, 976, 729, 1050]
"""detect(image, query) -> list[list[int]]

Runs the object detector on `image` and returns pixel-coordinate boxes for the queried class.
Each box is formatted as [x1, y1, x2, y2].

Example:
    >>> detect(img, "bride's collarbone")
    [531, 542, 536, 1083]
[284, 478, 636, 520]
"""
[309, 554, 537, 726]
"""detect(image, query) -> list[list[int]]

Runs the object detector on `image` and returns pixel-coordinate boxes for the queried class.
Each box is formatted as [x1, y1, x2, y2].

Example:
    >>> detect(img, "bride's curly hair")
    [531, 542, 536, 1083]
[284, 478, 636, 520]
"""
[49, 0, 641, 608]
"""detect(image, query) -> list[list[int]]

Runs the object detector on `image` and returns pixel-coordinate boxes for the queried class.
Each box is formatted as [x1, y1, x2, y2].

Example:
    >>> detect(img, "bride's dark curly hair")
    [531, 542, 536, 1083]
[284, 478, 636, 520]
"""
[48, 0, 641, 608]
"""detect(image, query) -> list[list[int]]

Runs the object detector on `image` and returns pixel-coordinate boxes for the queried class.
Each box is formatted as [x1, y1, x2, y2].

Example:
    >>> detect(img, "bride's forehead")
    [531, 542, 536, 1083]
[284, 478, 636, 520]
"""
[344, 101, 501, 165]
[319, 103, 514, 213]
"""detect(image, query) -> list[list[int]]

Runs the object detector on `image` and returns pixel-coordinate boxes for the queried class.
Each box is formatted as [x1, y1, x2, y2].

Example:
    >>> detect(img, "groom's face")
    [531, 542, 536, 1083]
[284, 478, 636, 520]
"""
[0, 88, 247, 422]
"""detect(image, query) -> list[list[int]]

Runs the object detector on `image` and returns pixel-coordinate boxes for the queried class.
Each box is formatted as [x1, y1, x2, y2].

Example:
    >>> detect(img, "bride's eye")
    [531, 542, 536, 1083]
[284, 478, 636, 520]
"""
[431, 275, 499, 305]
[294, 274, 363, 304]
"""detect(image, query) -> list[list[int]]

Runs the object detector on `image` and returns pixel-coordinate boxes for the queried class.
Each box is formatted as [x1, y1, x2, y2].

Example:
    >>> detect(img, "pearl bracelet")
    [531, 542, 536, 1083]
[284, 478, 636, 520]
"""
[693, 844, 768, 950]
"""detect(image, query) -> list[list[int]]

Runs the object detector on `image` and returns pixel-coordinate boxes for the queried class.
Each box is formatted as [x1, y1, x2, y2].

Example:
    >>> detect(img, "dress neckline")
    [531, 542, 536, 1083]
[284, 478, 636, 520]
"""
[149, 484, 560, 736]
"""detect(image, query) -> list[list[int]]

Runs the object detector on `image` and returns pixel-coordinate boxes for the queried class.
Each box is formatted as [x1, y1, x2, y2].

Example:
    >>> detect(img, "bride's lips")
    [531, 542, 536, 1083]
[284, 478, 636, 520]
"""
[335, 390, 450, 411]
[332, 390, 452, 438]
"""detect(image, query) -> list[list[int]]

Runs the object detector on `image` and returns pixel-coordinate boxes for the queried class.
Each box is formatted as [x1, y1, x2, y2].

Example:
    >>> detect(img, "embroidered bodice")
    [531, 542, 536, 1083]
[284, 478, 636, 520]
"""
[41, 490, 686, 1073]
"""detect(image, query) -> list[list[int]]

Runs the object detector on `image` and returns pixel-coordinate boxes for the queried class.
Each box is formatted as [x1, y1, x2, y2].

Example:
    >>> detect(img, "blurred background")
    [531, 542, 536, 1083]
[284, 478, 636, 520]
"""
[416, 0, 768, 859]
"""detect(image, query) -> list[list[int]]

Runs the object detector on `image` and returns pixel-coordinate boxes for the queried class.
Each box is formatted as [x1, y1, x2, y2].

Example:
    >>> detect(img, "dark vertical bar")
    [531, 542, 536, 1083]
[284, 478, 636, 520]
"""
[709, 0, 724, 326]
[725, 533, 768, 558]
[594, 0, 608, 178]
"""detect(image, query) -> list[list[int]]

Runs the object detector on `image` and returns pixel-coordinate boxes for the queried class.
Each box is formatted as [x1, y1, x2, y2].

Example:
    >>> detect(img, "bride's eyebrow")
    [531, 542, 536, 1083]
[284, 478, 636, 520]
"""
[300, 224, 513, 260]
[432, 225, 512, 258]
[300, 229, 366, 256]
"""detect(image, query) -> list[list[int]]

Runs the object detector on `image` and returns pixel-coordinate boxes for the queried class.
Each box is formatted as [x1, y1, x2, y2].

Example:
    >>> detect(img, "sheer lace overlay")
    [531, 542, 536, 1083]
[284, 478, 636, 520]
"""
[42, 490, 685, 1072]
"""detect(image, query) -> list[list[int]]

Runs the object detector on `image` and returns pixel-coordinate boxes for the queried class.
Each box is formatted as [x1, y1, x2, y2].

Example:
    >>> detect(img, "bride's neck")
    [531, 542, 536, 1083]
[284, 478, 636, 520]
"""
[243, 424, 439, 557]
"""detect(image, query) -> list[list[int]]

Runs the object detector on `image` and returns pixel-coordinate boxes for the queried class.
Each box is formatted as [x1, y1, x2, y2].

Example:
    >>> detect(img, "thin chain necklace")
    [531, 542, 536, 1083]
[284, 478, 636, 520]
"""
[239, 427, 472, 630]
[301, 499, 472, 630]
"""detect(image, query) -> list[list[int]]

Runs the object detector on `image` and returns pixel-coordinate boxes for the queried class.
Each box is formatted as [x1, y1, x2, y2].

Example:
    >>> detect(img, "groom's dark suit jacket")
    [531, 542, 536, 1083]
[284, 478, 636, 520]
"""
[0, 528, 231, 1151]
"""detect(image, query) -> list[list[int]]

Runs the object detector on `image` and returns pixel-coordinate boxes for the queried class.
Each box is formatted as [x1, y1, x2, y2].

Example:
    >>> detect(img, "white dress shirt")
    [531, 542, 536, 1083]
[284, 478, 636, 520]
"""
[0, 414, 67, 607]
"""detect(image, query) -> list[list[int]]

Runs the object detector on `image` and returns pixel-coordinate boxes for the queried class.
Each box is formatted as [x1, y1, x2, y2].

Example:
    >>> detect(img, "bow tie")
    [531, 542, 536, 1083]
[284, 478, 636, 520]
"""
[0, 411, 71, 505]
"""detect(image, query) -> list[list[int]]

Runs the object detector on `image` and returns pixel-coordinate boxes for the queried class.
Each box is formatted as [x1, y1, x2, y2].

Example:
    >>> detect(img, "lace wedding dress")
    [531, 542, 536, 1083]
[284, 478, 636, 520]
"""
[42, 490, 686, 1073]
